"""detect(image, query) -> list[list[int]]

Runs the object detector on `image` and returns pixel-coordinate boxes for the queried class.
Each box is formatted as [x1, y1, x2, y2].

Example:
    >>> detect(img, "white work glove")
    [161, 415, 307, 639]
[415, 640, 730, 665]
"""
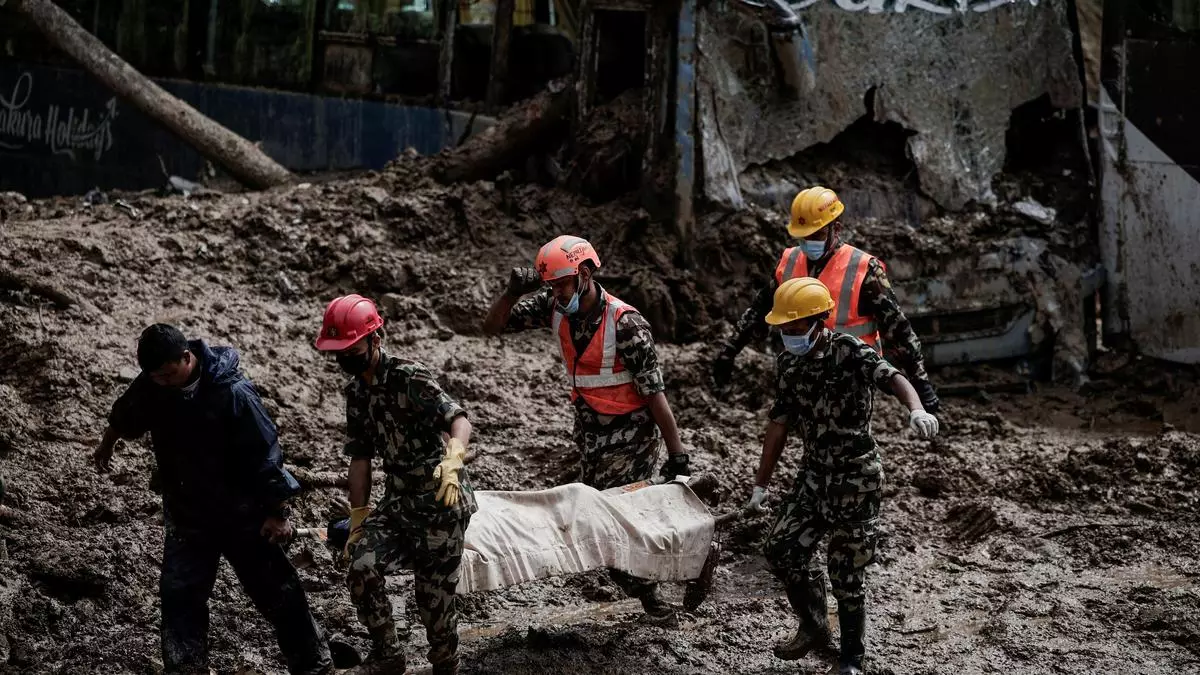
[745, 486, 769, 513]
[908, 409, 939, 439]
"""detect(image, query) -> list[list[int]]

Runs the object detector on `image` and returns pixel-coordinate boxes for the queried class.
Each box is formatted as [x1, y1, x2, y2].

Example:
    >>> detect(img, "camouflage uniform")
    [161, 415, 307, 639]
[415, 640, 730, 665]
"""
[343, 351, 476, 671]
[763, 332, 899, 666]
[506, 284, 664, 597]
[725, 249, 931, 386]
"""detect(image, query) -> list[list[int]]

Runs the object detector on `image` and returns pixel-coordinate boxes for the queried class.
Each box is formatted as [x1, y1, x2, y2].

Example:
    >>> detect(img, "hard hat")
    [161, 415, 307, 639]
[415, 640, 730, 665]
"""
[535, 235, 602, 282]
[788, 186, 844, 238]
[765, 277, 836, 326]
[315, 294, 384, 351]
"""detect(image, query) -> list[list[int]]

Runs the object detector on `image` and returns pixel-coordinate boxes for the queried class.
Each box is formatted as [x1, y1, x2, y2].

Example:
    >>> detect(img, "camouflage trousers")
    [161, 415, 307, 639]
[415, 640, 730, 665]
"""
[763, 479, 881, 617]
[573, 406, 663, 490]
[346, 512, 469, 668]
[573, 407, 663, 599]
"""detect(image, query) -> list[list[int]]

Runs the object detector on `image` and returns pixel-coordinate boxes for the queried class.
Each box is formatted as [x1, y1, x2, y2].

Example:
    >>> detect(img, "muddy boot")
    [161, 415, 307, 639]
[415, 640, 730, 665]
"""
[431, 656, 460, 675]
[774, 571, 832, 660]
[837, 603, 866, 675]
[639, 588, 680, 627]
[357, 625, 406, 674]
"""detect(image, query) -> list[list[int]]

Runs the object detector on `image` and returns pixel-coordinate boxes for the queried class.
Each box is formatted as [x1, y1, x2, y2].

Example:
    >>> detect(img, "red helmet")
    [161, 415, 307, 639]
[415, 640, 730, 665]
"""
[315, 294, 383, 351]
[535, 235, 602, 282]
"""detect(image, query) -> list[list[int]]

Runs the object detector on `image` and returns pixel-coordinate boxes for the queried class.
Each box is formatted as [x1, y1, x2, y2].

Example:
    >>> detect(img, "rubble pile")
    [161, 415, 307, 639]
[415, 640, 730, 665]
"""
[0, 158, 1198, 673]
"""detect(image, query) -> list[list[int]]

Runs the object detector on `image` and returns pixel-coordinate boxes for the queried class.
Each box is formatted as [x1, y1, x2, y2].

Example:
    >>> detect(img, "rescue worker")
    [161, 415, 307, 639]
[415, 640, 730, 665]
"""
[482, 235, 690, 625]
[744, 278, 939, 675]
[712, 186, 940, 413]
[314, 294, 474, 675]
[93, 324, 332, 675]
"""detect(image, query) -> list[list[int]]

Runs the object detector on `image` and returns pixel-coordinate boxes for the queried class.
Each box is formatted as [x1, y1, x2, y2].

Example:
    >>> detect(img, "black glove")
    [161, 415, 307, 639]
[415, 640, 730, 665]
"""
[506, 266, 543, 298]
[914, 379, 940, 415]
[711, 345, 737, 389]
[659, 453, 691, 480]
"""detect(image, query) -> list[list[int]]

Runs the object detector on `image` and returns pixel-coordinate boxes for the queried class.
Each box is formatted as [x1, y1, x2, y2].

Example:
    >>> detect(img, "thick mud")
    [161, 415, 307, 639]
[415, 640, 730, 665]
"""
[0, 166, 1198, 674]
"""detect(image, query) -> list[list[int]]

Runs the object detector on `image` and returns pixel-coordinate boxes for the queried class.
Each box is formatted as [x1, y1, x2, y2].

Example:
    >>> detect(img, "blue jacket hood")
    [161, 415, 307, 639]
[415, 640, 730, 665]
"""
[190, 339, 244, 388]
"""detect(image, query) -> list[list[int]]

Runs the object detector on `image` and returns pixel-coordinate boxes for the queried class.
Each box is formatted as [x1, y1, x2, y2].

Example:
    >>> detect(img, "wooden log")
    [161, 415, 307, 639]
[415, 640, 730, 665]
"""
[430, 80, 574, 184]
[437, 0, 458, 104]
[6, 0, 292, 190]
[0, 269, 79, 308]
[486, 0, 517, 107]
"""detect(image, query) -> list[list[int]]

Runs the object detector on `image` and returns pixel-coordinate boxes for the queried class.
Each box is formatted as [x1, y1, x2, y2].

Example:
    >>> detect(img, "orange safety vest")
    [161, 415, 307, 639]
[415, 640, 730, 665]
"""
[773, 244, 883, 352]
[552, 291, 647, 415]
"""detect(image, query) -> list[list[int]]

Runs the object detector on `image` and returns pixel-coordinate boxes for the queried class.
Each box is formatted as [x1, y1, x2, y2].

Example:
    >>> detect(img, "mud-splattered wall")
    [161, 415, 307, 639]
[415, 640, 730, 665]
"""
[697, 0, 1081, 211]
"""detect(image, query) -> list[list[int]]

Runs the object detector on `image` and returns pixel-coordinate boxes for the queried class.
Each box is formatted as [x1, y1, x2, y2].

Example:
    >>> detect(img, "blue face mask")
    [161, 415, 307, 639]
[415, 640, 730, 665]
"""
[556, 278, 586, 315]
[802, 239, 826, 261]
[781, 322, 821, 356]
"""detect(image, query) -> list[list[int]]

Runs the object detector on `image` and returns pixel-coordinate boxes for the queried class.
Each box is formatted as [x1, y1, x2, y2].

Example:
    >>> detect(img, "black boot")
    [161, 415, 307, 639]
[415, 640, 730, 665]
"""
[837, 602, 866, 674]
[358, 625, 406, 674]
[639, 587, 680, 627]
[774, 570, 833, 660]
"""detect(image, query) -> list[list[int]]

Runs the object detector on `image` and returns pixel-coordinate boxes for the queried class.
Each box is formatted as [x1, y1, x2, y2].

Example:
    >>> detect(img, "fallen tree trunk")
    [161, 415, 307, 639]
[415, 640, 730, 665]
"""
[431, 79, 574, 184]
[6, 0, 292, 190]
[0, 269, 79, 308]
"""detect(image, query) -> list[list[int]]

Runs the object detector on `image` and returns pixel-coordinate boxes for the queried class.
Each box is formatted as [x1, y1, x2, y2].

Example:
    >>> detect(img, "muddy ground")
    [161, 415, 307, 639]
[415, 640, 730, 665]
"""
[1, 165, 1199, 675]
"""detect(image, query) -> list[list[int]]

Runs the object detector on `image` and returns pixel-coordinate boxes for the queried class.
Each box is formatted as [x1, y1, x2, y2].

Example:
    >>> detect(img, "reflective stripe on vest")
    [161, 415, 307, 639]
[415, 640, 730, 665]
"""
[551, 301, 633, 384]
[774, 244, 882, 352]
[778, 246, 804, 284]
[552, 292, 643, 414]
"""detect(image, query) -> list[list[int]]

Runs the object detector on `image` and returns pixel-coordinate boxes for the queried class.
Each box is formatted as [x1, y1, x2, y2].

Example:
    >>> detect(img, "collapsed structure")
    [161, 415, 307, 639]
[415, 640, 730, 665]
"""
[0, 0, 1196, 370]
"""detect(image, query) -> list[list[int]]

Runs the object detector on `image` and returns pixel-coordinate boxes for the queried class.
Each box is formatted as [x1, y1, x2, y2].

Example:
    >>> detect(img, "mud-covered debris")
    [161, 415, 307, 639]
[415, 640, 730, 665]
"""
[1013, 197, 1057, 225]
[361, 187, 389, 205]
[276, 271, 301, 301]
[944, 502, 1001, 544]
[167, 175, 205, 196]
[1, 144, 1199, 674]
[82, 188, 108, 206]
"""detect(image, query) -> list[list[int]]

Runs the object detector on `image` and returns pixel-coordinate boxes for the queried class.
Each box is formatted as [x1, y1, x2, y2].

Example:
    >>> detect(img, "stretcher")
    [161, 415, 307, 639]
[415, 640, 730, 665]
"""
[300, 475, 742, 611]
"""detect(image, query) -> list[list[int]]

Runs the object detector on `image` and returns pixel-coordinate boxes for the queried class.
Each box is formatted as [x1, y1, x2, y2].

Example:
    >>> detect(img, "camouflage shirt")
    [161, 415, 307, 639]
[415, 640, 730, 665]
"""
[769, 332, 901, 493]
[343, 350, 476, 524]
[726, 248, 930, 384]
[505, 284, 665, 448]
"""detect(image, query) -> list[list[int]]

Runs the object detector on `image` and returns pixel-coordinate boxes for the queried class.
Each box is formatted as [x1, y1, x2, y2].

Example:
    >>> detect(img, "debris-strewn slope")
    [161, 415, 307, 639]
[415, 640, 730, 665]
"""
[0, 163, 1197, 674]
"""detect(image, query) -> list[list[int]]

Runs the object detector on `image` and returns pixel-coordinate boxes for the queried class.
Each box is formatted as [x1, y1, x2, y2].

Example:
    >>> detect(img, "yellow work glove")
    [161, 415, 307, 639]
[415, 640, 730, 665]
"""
[432, 438, 467, 508]
[342, 505, 371, 567]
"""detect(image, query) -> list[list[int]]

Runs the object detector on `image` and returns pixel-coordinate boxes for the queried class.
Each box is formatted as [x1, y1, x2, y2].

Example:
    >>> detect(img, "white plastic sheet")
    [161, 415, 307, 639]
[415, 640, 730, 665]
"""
[456, 480, 716, 594]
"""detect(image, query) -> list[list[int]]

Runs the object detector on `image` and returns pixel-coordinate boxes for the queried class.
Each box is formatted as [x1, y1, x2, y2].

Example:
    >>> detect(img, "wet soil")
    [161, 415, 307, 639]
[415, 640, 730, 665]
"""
[1, 165, 1198, 674]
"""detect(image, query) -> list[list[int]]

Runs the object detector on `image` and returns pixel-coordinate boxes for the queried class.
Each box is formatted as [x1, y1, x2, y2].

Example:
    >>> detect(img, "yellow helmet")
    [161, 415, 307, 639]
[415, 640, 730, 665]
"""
[765, 277, 835, 326]
[788, 186, 844, 238]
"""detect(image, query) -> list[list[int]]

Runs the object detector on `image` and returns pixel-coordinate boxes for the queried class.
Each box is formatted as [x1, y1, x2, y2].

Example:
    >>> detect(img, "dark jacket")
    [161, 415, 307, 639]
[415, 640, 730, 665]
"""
[107, 340, 300, 529]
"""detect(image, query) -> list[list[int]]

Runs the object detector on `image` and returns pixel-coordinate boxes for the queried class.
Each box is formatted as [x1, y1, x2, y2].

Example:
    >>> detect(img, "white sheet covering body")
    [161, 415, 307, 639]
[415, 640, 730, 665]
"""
[456, 480, 716, 594]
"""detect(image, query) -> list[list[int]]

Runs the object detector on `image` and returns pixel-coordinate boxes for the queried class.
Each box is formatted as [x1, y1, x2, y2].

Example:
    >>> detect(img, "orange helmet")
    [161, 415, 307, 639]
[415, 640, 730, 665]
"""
[535, 235, 601, 282]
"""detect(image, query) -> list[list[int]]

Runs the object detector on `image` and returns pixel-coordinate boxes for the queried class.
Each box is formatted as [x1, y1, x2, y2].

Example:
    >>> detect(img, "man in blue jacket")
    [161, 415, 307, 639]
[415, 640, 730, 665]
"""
[94, 324, 332, 675]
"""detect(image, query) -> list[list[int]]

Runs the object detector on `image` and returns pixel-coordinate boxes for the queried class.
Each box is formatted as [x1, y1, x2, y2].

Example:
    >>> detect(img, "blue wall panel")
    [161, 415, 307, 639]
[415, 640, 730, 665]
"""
[0, 62, 490, 197]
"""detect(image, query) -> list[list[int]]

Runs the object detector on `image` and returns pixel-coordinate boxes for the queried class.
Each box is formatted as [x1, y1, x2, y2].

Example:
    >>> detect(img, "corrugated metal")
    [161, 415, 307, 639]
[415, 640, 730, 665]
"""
[1099, 82, 1200, 364]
